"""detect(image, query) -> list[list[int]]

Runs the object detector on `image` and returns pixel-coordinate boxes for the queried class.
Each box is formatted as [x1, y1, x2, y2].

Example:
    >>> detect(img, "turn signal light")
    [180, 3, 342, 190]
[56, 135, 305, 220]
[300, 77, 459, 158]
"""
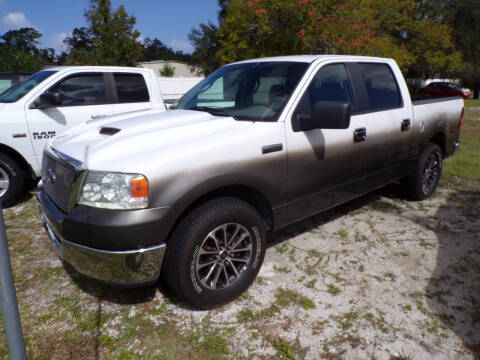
[131, 176, 149, 198]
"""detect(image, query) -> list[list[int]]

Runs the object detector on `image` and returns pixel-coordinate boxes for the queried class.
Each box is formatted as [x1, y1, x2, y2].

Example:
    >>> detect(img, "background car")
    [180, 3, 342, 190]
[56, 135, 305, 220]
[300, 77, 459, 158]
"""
[0, 72, 33, 93]
[418, 81, 471, 98]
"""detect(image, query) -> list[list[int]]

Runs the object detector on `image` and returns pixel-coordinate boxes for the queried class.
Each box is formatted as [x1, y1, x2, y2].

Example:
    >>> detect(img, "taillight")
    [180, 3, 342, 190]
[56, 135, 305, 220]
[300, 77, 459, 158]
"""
[459, 107, 464, 130]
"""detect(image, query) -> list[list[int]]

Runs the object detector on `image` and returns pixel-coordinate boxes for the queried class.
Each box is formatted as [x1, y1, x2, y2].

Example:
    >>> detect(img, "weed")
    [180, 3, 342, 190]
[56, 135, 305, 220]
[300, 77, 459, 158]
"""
[306, 278, 317, 289]
[299, 297, 316, 310]
[237, 308, 257, 322]
[327, 284, 341, 296]
[274, 265, 292, 273]
[273, 338, 292, 359]
[201, 335, 229, 355]
[334, 229, 349, 238]
[275, 242, 289, 254]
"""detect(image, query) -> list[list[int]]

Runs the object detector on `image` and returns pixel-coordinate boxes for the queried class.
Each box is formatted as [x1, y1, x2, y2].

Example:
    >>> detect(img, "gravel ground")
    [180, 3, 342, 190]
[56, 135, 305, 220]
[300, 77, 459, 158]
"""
[0, 181, 479, 359]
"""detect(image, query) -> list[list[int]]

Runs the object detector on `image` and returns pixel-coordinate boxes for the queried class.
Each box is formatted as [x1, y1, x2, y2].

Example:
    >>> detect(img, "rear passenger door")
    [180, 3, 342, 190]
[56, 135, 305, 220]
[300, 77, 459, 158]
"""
[346, 62, 414, 188]
[111, 72, 152, 114]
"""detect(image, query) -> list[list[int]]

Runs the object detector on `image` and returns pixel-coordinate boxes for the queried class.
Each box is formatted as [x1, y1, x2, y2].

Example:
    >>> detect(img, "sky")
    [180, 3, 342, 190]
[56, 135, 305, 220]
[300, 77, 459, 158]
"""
[0, 0, 220, 53]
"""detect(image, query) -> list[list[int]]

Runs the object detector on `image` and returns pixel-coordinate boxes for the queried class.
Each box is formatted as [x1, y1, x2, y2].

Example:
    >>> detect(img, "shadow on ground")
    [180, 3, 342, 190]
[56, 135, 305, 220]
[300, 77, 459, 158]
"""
[268, 183, 402, 247]
[425, 191, 480, 358]
[61, 184, 480, 358]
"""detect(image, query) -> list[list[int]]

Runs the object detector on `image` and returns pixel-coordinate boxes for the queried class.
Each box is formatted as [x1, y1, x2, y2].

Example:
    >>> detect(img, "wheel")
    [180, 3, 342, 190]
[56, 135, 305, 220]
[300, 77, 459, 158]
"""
[161, 197, 267, 309]
[0, 153, 24, 208]
[402, 143, 442, 201]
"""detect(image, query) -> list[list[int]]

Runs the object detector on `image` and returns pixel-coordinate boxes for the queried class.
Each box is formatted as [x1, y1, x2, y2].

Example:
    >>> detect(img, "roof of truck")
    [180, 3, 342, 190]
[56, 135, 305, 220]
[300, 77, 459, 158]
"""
[42, 65, 152, 72]
[230, 54, 393, 65]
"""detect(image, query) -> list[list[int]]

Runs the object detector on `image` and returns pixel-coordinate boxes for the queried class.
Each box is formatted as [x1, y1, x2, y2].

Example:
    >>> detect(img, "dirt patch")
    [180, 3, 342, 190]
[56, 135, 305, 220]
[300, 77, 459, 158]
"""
[1, 182, 479, 359]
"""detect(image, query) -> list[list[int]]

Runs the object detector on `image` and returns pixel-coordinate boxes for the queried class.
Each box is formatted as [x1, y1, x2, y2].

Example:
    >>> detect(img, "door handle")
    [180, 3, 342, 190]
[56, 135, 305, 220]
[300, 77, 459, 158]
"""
[353, 127, 367, 142]
[91, 114, 107, 120]
[401, 119, 411, 131]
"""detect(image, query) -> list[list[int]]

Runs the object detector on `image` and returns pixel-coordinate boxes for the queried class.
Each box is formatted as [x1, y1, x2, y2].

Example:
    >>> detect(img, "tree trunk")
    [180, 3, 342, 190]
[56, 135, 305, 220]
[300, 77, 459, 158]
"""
[474, 83, 480, 100]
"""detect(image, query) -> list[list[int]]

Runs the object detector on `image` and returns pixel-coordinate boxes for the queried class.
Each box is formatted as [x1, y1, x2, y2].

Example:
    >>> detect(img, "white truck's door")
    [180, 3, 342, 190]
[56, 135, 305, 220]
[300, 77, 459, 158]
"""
[111, 72, 154, 114]
[25, 72, 114, 167]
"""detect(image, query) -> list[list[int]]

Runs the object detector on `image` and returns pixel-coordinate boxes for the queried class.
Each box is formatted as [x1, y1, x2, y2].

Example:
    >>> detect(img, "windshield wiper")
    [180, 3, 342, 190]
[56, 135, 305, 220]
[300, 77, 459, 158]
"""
[188, 106, 232, 117]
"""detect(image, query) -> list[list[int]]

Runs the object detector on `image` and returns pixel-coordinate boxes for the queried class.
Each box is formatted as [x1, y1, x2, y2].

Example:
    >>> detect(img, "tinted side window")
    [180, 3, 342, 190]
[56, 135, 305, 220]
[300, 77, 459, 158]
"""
[357, 63, 401, 110]
[51, 74, 106, 106]
[295, 63, 355, 117]
[114, 73, 150, 103]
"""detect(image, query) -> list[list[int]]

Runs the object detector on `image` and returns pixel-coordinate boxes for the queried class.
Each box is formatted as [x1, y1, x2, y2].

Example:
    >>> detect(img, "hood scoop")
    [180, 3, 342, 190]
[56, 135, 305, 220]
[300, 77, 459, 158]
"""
[99, 127, 121, 136]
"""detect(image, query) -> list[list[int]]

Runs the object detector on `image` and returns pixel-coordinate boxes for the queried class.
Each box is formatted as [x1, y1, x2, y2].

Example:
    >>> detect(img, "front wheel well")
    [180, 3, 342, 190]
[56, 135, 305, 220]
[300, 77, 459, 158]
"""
[168, 185, 274, 242]
[0, 144, 34, 178]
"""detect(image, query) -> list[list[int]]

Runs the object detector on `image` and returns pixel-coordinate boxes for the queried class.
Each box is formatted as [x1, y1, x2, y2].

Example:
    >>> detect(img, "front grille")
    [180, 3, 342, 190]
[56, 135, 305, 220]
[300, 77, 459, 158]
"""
[41, 152, 78, 212]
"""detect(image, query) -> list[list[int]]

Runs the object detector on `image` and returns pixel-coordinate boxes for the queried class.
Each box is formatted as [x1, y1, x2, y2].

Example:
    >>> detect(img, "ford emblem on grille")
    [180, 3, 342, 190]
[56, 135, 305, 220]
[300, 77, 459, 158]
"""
[48, 168, 56, 184]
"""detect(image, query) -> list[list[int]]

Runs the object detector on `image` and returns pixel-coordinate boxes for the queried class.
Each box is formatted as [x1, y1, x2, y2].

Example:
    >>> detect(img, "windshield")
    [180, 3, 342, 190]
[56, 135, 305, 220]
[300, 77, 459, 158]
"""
[176, 61, 309, 121]
[0, 70, 57, 103]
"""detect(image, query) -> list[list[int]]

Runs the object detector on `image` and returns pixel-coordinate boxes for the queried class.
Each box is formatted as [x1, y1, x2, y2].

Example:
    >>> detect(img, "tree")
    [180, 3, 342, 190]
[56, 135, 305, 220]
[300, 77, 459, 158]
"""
[1, 28, 42, 52]
[189, 23, 222, 75]
[65, 0, 142, 66]
[0, 27, 52, 71]
[141, 37, 191, 62]
[188, 0, 231, 75]
[218, 0, 463, 78]
[448, 0, 480, 97]
[159, 63, 175, 77]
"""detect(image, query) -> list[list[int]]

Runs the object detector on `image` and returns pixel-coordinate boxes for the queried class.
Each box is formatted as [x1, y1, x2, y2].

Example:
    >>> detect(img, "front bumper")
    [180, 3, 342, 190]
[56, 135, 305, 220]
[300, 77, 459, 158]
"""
[36, 184, 170, 286]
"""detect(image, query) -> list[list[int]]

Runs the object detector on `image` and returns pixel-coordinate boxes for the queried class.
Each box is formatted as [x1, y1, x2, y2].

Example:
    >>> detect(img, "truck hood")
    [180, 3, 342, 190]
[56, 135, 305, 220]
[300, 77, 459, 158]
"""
[51, 109, 252, 170]
[0, 103, 5, 111]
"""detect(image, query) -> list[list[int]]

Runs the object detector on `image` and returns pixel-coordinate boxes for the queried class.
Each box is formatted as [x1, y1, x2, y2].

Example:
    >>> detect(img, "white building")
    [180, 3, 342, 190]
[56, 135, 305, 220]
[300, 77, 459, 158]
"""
[137, 60, 202, 77]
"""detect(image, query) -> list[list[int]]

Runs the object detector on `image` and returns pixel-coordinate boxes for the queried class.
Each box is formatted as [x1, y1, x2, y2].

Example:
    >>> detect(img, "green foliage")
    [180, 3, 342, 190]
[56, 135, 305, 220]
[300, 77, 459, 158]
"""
[327, 283, 341, 295]
[189, 22, 222, 75]
[188, 1, 230, 75]
[0, 46, 43, 72]
[218, 0, 463, 77]
[449, 0, 480, 92]
[159, 63, 175, 77]
[273, 338, 293, 359]
[0, 28, 57, 71]
[142, 38, 191, 62]
[65, 0, 142, 66]
[1, 28, 41, 51]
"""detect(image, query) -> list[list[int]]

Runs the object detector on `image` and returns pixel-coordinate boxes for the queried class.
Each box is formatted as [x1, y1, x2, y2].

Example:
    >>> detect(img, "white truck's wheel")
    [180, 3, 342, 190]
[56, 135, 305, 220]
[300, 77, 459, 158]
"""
[0, 153, 24, 207]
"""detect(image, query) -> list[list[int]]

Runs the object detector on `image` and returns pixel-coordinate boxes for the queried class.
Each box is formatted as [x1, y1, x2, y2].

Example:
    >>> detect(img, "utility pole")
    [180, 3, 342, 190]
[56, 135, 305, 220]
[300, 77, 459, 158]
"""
[0, 200, 27, 360]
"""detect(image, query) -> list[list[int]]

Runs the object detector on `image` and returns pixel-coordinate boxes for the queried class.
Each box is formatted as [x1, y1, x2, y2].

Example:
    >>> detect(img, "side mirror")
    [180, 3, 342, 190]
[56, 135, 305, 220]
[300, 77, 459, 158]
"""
[32, 92, 61, 109]
[293, 101, 351, 132]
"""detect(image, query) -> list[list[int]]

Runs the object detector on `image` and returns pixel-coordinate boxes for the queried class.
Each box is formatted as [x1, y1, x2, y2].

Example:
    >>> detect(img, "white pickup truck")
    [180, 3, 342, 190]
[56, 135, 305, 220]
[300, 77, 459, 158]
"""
[0, 66, 168, 206]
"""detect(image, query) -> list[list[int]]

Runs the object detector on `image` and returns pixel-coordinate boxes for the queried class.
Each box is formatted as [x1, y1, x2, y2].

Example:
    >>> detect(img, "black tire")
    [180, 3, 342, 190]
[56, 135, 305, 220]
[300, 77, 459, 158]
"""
[161, 197, 266, 309]
[0, 153, 24, 208]
[402, 143, 442, 201]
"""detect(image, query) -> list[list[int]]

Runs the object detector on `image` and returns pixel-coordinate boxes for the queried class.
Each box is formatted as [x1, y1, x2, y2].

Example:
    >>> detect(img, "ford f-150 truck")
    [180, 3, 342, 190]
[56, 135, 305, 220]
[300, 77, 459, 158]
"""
[37, 55, 463, 309]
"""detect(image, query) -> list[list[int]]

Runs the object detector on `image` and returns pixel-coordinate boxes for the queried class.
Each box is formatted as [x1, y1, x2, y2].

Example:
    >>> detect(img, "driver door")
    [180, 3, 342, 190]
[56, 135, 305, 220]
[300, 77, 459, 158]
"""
[284, 63, 368, 223]
[25, 72, 114, 167]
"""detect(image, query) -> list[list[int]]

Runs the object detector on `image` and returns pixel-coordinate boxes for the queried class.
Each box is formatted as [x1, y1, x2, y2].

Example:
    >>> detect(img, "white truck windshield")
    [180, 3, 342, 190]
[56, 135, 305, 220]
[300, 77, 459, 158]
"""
[0, 70, 57, 103]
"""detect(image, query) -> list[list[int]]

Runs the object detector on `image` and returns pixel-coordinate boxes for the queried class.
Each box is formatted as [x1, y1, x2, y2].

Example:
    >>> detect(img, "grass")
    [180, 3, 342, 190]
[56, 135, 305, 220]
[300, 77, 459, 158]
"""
[443, 119, 480, 180]
[463, 99, 480, 107]
[327, 284, 341, 296]
[274, 288, 316, 310]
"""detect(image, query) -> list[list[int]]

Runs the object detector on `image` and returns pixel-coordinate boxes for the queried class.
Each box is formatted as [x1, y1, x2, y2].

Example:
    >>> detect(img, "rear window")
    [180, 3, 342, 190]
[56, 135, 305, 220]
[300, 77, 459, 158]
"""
[357, 63, 401, 111]
[114, 73, 150, 103]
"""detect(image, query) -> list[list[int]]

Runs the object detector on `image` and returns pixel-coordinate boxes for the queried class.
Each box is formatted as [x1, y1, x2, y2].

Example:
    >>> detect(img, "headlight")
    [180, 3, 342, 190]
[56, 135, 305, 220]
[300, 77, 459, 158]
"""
[78, 172, 149, 209]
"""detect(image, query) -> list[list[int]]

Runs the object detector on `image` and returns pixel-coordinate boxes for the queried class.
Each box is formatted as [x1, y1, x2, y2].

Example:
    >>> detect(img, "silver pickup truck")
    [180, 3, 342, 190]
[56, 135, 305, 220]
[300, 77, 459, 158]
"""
[36, 55, 463, 309]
